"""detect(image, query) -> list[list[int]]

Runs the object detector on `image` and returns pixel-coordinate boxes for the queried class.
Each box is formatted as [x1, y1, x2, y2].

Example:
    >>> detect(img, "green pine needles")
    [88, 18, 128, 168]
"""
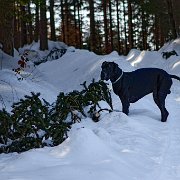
[0, 80, 112, 153]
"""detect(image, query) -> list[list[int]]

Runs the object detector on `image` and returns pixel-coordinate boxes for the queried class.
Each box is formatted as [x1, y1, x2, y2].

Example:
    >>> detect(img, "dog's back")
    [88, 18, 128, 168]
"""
[125, 68, 172, 102]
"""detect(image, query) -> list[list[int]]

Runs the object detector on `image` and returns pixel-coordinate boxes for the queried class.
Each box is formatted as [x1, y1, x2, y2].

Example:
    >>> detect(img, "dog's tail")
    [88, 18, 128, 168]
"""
[170, 75, 180, 81]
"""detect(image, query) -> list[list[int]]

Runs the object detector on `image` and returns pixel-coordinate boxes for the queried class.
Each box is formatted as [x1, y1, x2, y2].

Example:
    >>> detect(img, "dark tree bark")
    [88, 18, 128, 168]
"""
[27, 2, 33, 44]
[77, 0, 82, 48]
[0, 0, 14, 56]
[166, 0, 177, 39]
[34, 1, 40, 42]
[154, 15, 160, 50]
[73, 0, 78, 47]
[40, 0, 48, 50]
[49, 0, 56, 41]
[60, 0, 65, 43]
[103, 0, 109, 53]
[108, 0, 113, 52]
[20, 5, 27, 47]
[122, 0, 128, 54]
[127, 0, 134, 50]
[115, 0, 121, 54]
[141, 7, 147, 50]
[88, 0, 96, 52]
[64, 0, 70, 44]
[172, 0, 180, 35]
[159, 17, 165, 47]
[14, 3, 21, 50]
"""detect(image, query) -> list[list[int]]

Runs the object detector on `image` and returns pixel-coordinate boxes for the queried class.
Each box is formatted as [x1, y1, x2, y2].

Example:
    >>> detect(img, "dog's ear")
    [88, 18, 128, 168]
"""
[102, 61, 105, 66]
[102, 61, 108, 68]
[112, 62, 121, 73]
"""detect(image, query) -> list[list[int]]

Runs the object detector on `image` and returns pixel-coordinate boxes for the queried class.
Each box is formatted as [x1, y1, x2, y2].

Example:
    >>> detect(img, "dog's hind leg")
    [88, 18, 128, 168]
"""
[153, 91, 169, 122]
[155, 77, 172, 122]
[154, 92, 169, 122]
[158, 92, 169, 122]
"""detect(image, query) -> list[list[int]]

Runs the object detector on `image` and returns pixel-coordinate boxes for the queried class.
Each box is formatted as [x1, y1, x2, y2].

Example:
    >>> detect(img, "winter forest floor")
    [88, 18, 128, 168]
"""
[0, 39, 180, 180]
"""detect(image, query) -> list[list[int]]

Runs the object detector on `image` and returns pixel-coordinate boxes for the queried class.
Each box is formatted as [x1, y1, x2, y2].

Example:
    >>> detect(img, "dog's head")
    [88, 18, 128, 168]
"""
[101, 61, 119, 81]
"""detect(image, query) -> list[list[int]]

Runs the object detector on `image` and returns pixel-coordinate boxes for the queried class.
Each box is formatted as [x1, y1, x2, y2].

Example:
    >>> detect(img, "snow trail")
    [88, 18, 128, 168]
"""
[155, 94, 180, 180]
[110, 82, 180, 180]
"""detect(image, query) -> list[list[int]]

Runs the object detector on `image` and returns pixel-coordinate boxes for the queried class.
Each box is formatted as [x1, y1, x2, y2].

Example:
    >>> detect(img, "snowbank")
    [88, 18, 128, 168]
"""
[126, 39, 180, 76]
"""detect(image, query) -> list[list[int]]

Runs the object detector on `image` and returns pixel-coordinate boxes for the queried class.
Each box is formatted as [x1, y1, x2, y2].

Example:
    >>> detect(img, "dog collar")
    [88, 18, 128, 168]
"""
[112, 71, 123, 84]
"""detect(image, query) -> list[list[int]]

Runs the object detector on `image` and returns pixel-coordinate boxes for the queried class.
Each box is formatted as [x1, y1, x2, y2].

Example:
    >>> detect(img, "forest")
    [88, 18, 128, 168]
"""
[0, 0, 179, 56]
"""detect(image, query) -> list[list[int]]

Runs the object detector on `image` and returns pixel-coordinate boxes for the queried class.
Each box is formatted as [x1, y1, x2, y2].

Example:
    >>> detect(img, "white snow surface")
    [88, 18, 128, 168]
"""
[0, 40, 180, 180]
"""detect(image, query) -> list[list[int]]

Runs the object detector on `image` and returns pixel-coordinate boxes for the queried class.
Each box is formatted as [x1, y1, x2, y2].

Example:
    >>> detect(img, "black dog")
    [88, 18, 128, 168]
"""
[101, 61, 180, 122]
[162, 50, 178, 59]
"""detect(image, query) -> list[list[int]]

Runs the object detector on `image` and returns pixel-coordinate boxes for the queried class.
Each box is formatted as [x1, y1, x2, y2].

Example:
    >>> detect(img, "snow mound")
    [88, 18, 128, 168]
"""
[126, 39, 180, 76]
[52, 127, 114, 163]
[126, 49, 141, 63]
[159, 38, 180, 55]
[0, 50, 19, 70]
[38, 49, 133, 93]
[128, 50, 164, 68]
[0, 69, 58, 111]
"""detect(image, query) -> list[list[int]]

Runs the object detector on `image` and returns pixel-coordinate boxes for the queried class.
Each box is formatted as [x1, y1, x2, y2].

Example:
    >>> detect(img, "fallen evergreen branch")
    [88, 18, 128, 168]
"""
[0, 80, 112, 153]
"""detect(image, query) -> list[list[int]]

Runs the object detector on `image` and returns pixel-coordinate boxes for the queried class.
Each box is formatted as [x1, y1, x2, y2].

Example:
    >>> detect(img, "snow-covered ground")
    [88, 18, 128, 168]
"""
[0, 39, 180, 180]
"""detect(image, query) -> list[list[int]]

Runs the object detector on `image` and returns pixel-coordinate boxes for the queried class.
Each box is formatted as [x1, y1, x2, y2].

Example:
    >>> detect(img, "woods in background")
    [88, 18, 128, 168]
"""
[0, 0, 179, 56]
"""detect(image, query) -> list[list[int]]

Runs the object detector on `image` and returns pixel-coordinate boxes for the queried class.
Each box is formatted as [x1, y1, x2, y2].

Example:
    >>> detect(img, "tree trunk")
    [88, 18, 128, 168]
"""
[141, 7, 147, 50]
[159, 17, 165, 47]
[14, 3, 21, 50]
[34, 1, 40, 42]
[123, 0, 128, 54]
[109, 0, 113, 52]
[127, 0, 133, 50]
[115, 0, 121, 54]
[73, 0, 78, 47]
[40, 0, 48, 50]
[154, 15, 160, 50]
[103, 0, 109, 53]
[64, 0, 69, 44]
[27, 2, 33, 44]
[60, 0, 65, 43]
[0, 0, 14, 56]
[77, 0, 82, 48]
[20, 5, 27, 47]
[172, 0, 180, 35]
[49, 0, 56, 41]
[166, 0, 177, 39]
[89, 0, 96, 52]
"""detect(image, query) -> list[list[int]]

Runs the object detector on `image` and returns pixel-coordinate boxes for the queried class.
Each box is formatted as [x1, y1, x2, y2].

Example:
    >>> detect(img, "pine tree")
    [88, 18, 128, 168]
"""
[0, 109, 12, 145]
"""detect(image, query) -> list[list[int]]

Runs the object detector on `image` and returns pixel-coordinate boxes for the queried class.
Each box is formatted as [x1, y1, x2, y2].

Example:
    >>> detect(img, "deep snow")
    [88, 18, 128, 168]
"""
[0, 39, 180, 180]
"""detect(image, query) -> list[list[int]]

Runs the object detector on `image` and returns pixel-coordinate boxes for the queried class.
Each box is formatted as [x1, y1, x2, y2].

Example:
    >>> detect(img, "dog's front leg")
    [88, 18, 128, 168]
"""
[120, 96, 130, 115]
